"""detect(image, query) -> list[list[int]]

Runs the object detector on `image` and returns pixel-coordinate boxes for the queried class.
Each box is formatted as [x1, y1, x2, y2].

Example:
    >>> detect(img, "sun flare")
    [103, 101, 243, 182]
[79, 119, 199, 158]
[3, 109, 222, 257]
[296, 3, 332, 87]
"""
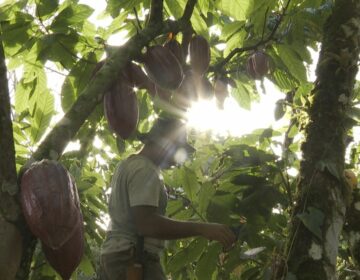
[186, 84, 285, 138]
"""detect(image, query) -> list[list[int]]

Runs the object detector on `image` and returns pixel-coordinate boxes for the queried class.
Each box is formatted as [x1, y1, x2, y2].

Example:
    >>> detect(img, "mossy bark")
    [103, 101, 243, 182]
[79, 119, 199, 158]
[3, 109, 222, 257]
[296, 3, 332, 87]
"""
[282, 0, 360, 279]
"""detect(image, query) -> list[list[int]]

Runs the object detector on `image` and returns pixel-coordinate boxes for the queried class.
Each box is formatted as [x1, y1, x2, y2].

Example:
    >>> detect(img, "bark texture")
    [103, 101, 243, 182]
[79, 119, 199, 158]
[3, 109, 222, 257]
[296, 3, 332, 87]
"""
[0, 33, 23, 280]
[283, 0, 360, 279]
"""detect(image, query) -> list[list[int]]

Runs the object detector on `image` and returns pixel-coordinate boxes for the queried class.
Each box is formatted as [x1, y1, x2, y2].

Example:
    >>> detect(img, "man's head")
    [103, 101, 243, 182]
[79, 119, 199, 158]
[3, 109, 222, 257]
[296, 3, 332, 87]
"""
[141, 118, 195, 169]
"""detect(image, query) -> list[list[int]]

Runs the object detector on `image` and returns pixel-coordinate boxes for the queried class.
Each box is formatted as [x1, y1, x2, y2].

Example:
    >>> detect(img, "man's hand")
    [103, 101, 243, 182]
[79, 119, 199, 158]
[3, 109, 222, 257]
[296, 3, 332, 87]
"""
[197, 223, 237, 250]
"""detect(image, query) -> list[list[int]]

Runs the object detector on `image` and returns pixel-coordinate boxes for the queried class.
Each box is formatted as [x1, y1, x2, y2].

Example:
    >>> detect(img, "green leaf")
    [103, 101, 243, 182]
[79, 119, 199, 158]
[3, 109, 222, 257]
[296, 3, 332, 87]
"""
[206, 193, 237, 224]
[271, 69, 299, 91]
[191, 8, 208, 36]
[167, 238, 207, 273]
[198, 182, 216, 215]
[224, 30, 246, 57]
[297, 207, 324, 240]
[180, 167, 200, 202]
[197, 0, 210, 14]
[196, 243, 221, 280]
[30, 89, 55, 144]
[36, 0, 59, 18]
[164, 0, 186, 19]
[216, 0, 251, 21]
[51, 4, 94, 31]
[231, 81, 252, 110]
[275, 45, 308, 83]
[15, 80, 32, 114]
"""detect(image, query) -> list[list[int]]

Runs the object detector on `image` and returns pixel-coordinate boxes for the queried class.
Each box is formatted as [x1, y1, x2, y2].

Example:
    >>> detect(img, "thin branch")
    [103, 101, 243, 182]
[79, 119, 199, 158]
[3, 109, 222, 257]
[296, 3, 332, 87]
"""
[210, 0, 292, 73]
[181, 0, 197, 22]
[148, 0, 164, 26]
[133, 7, 143, 30]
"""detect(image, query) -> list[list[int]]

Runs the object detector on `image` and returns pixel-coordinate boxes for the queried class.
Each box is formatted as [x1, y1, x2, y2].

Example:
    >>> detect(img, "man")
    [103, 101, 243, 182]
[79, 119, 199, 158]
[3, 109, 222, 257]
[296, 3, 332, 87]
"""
[100, 117, 236, 280]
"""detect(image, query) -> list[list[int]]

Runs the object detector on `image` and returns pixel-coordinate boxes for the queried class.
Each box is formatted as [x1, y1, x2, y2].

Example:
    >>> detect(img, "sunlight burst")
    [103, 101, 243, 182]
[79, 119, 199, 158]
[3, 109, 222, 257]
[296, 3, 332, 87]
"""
[186, 83, 285, 138]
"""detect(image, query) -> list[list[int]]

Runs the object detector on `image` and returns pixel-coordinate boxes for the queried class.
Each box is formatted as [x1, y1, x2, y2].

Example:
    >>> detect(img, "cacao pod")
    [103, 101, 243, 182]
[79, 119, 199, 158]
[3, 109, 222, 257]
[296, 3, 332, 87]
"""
[104, 79, 139, 139]
[189, 35, 210, 75]
[164, 39, 184, 65]
[20, 160, 81, 249]
[42, 216, 84, 280]
[155, 85, 172, 101]
[198, 77, 213, 100]
[123, 63, 156, 96]
[246, 51, 270, 80]
[172, 70, 199, 109]
[143, 45, 184, 90]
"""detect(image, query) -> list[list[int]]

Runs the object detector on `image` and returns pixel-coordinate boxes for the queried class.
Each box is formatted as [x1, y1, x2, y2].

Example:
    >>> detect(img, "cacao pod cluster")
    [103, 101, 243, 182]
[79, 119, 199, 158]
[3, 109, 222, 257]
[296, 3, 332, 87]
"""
[100, 34, 217, 139]
[21, 160, 84, 280]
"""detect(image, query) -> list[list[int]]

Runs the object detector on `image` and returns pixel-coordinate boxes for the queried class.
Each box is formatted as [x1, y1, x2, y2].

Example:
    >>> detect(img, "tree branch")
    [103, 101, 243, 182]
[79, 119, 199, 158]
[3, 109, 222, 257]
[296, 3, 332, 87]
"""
[181, 0, 197, 22]
[209, 0, 291, 73]
[29, 18, 191, 163]
[0, 33, 20, 223]
[0, 39, 17, 185]
[148, 0, 164, 26]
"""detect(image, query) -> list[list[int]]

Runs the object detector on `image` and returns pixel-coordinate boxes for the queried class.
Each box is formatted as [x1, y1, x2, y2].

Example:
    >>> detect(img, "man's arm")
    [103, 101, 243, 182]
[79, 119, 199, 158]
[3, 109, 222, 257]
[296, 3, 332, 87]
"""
[132, 206, 236, 249]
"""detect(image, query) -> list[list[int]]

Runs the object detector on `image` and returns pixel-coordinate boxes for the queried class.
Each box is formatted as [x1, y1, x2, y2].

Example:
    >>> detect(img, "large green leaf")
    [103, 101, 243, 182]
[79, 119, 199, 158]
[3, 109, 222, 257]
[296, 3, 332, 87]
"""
[167, 238, 207, 273]
[36, 0, 59, 18]
[50, 4, 94, 31]
[180, 167, 200, 202]
[30, 89, 55, 144]
[195, 243, 221, 280]
[275, 44, 308, 83]
[216, 0, 251, 21]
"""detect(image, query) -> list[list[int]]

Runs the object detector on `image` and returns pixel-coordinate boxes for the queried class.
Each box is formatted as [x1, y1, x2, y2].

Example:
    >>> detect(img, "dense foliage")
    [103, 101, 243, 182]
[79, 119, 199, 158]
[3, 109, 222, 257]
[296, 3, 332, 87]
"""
[0, 0, 359, 279]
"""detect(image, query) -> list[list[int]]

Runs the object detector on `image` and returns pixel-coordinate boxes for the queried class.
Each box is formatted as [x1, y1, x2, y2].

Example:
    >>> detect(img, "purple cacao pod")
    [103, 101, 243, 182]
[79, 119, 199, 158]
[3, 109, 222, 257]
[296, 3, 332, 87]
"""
[104, 80, 139, 139]
[20, 160, 81, 249]
[164, 39, 184, 65]
[246, 51, 270, 80]
[42, 215, 84, 280]
[143, 45, 184, 90]
[189, 35, 211, 75]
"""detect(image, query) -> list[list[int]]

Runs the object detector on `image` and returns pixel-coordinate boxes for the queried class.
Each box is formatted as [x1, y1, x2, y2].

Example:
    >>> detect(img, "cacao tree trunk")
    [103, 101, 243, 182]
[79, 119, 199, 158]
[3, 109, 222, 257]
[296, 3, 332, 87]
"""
[280, 0, 360, 279]
[0, 35, 23, 280]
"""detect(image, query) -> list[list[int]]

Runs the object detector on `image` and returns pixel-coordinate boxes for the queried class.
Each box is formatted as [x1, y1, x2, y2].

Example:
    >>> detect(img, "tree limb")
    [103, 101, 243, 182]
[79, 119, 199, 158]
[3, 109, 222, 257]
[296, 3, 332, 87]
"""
[0, 32, 20, 223]
[148, 0, 164, 26]
[181, 0, 197, 22]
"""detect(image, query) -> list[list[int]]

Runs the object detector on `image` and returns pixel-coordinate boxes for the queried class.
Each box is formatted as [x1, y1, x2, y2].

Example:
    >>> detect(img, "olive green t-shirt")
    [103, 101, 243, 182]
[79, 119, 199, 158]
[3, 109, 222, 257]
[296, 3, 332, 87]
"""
[101, 154, 168, 255]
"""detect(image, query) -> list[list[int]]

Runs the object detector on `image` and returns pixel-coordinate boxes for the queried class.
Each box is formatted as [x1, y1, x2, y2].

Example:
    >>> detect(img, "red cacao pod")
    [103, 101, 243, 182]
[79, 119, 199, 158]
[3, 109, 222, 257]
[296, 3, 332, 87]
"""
[246, 51, 270, 80]
[20, 160, 81, 249]
[164, 39, 184, 65]
[104, 80, 139, 139]
[42, 215, 84, 280]
[189, 35, 210, 75]
[143, 45, 184, 90]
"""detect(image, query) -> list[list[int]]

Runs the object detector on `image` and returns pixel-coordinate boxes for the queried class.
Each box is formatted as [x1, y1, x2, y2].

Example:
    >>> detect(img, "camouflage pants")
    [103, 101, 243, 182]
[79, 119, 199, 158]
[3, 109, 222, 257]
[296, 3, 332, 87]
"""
[99, 249, 167, 280]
